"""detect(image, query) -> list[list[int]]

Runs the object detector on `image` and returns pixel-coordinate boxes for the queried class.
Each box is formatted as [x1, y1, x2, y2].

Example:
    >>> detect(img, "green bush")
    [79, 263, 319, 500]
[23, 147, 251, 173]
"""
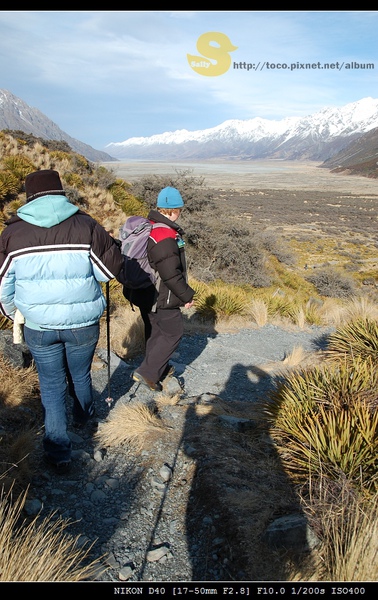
[109, 180, 146, 216]
[1, 155, 36, 181]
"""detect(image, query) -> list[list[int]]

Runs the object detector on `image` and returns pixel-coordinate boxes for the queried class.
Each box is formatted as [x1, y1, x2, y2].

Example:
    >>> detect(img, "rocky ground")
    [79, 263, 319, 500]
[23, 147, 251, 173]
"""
[20, 324, 332, 584]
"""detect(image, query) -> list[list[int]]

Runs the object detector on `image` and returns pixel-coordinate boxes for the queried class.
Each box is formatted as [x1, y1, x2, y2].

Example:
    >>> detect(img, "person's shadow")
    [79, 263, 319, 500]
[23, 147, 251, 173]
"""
[180, 360, 315, 581]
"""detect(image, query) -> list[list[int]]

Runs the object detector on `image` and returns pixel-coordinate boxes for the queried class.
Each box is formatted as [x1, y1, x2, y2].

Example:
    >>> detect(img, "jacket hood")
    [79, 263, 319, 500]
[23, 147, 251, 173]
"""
[17, 194, 79, 228]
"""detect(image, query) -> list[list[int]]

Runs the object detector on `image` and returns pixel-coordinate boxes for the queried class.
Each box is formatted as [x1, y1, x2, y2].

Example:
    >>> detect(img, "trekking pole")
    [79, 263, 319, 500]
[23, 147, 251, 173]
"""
[105, 281, 113, 406]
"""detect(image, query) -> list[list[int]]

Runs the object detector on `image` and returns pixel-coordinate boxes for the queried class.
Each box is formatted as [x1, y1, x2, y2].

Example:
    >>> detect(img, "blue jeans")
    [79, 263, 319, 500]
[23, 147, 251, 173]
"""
[24, 324, 99, 464]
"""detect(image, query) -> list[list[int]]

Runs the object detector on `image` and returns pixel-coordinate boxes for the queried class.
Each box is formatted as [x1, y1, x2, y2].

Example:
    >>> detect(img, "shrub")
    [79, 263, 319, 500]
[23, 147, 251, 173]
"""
[109, 180, 146, 216]
[49, 150, 72, 163]
[1, 155, 36, 181]
[0, 170, 20, 204]
[306, 267, 357, 298]
[256, 231, 296, 266]
[91, 165, 117, 189]
[187, 220, 272, 287]
[3, 130, 73, 153]
[63, 172, 84, 189]
[131, 168, 214, 213]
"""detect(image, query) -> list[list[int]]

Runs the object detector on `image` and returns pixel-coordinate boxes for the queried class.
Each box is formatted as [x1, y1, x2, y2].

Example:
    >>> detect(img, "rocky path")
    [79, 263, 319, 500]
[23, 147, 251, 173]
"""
[23, 324, 331, 584]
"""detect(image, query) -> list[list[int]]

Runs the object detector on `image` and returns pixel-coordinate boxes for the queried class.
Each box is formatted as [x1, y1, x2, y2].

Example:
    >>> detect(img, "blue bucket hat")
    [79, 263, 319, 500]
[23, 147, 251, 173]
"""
[157, 186, 184, 209]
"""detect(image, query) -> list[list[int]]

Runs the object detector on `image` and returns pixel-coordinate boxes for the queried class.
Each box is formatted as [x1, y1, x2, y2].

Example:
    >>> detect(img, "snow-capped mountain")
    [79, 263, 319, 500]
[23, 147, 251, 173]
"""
[106, 98, 378, 162]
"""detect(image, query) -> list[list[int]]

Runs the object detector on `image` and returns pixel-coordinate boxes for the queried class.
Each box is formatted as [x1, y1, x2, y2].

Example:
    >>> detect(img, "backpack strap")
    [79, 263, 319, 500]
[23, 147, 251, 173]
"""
[149, 222, 176, 243]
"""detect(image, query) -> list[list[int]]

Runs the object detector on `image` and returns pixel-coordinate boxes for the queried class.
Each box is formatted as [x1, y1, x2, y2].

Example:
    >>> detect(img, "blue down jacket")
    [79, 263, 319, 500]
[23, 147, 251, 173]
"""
[0, 194, 123, 330]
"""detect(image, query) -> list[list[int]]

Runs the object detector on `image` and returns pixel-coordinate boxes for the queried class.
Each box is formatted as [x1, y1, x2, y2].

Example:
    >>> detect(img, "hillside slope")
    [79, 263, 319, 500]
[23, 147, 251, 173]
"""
[320, 126, 378, 177]
[0, 89, 115, 163]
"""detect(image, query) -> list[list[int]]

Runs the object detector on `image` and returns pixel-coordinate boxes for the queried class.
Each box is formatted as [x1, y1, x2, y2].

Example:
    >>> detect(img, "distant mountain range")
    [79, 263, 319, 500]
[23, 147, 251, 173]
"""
[106, 97, 378, 166]
[0, 89, 115, 163]
[1, 89, 377, 175]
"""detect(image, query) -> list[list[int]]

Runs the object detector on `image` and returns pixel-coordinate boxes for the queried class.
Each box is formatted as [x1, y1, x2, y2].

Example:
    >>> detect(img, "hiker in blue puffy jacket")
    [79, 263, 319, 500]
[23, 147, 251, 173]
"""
[0, 169, 123, 473]
[132, 186, 195, 392]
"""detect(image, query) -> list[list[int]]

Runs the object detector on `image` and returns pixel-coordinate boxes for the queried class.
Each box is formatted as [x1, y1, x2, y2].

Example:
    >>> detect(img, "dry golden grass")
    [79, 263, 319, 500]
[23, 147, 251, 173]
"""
[342, 296, 378, 322]
[282, 345, 308, 368]
[0, 430, 41, 495]
[300, 480, 378, 581]
[329, 493, 378, 581]
[0, 354, 39, 407]
[0, 485, 105, 582]
[250, 298, 269, 326]
[94, 401, 166, 450]
[99, 303, 146, 360]
[80, 185, 125, 237]
[318, 296, 378, 327]
[0, 354, 42, 492]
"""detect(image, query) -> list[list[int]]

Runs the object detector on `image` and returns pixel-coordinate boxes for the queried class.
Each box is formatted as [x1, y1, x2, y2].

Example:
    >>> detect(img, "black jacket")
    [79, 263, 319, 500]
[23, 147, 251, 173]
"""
[147, 210, 194, 310]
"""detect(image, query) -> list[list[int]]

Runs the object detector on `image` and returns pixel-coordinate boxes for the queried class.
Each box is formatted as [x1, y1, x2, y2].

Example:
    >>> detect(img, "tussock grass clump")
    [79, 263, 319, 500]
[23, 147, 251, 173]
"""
[322, 489, 378, 581]
[0, 354, 41, 491]
[0, 486, 104, 581]
[249, 298, 269, 326]
[0, 170, 21, 204]
[320, 296, 378, 328]
[0, 354, 39, 408]
[266, 355, 378, 490]
[252, 290, 324, 327]
[327, 317, 378, 364]
[302, 479, 378, 581]
[98, 302, 145, 360]
[1, 155, 36, 180]
[0, 430, 40, 495]
[343, 296, 378, 321]
[282, 345, 309, 368]
[192, 280, 249, 320]
[94, 402, 166, 450]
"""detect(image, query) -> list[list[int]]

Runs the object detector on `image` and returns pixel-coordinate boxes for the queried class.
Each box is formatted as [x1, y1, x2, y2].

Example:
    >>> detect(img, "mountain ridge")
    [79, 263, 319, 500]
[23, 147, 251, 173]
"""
[320, 126, 378, 176]
[105, 97, 378, 163]
[1, 89, 377, 174]
[0, 89, 115, 163]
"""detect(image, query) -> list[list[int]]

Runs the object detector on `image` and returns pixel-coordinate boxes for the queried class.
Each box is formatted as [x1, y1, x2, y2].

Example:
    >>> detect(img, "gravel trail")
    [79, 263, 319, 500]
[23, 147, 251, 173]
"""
[24, 324, 332, 584]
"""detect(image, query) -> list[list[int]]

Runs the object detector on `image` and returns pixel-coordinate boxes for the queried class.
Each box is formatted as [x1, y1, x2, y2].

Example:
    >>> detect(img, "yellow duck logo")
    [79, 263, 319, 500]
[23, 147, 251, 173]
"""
[187, 31, 238, 77]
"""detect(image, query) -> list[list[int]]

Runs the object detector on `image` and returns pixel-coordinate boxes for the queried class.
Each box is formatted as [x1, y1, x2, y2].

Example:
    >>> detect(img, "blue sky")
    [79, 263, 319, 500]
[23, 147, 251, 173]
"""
[0, 10, 377, 151]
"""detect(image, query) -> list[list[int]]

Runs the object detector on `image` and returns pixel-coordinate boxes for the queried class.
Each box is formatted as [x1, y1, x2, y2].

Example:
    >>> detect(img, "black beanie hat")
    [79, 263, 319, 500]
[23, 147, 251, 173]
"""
[25, 169, 64, 202]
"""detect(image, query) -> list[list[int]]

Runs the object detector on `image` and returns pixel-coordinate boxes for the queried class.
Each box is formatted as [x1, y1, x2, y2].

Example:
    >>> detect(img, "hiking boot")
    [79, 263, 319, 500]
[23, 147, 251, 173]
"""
[132, 371, 163, 392]
[160, 364, 175, 381]
[44, 455, 71, 475]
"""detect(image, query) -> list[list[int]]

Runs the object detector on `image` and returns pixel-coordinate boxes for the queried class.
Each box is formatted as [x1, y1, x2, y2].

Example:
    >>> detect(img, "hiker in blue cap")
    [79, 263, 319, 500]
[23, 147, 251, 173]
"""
[132, 186, 195, 391]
